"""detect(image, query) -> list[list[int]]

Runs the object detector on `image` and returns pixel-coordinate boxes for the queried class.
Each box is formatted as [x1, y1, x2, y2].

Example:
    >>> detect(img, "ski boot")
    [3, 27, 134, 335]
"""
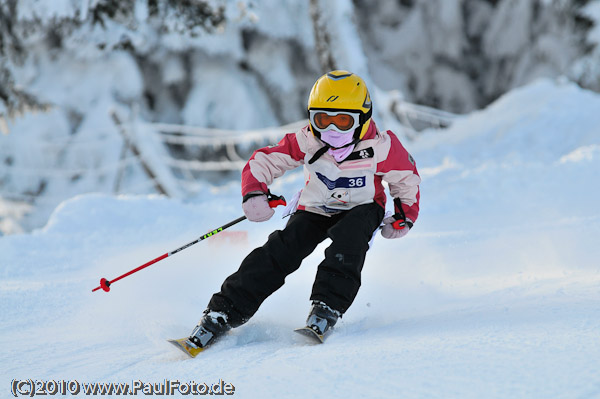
[295, 301, 341, 343]
[189, 309, 231, 348]
[168, 310, 231, 357]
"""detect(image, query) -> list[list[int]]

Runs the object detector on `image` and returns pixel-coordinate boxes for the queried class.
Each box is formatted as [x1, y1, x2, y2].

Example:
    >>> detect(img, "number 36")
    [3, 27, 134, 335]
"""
[348, 177, 365, 187]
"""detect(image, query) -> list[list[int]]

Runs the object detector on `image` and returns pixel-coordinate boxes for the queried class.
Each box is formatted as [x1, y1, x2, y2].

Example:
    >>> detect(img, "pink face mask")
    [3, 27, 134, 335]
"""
[320, 130, 355, 162]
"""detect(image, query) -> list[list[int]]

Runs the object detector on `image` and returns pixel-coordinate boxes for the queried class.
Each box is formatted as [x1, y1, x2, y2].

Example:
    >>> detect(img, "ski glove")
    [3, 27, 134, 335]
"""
[242, 191, 274, 222]
[381, 215, 413, 239]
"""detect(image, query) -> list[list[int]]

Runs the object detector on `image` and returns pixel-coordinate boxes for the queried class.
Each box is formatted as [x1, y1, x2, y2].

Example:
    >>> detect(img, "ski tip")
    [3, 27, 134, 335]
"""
[294, 327, 325, 343]
[168, 338, 204, 358]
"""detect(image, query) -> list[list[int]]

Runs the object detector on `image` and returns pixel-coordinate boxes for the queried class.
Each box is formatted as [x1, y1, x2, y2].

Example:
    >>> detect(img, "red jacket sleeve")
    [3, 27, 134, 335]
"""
[377, 131, 421, 223]
[242, 133, 305, 196]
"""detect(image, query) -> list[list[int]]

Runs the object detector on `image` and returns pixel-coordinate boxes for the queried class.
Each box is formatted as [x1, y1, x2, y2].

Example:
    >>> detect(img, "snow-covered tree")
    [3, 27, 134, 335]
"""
[1, 0, 598, 235]
[355, 0, 596, 112]
[0, 0, 226, 126]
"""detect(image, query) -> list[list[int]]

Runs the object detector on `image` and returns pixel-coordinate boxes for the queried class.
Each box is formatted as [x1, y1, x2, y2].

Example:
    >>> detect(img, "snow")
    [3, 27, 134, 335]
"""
[584, 1, 600, 45]
[355, 0, 597, 112]
[5, 0, 599, 238]
[183, 62, 279, 129]
[1, 79, 600, 398]
[16, 0, 79, 21]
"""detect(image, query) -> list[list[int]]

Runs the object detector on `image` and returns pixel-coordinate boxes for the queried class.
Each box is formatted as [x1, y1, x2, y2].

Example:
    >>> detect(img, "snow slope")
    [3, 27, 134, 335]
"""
[1, 79, 600, 398]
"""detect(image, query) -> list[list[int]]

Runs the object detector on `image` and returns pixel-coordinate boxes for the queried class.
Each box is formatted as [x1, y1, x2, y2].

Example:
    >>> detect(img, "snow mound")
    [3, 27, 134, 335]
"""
[415, 78, 600, 163]
[412, 78, 600, 233]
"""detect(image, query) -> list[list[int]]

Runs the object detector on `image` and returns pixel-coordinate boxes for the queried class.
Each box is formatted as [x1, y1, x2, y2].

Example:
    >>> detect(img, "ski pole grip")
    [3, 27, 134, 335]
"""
[391, 212, 413, 230]
[267, 192, 286, 208]
[392, 219, 406, 230]
[242, 190, 286, 208]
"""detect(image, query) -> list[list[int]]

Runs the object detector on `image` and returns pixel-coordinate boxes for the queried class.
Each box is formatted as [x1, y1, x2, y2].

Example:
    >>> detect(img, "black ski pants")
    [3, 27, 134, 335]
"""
[207, 202, 385, 327]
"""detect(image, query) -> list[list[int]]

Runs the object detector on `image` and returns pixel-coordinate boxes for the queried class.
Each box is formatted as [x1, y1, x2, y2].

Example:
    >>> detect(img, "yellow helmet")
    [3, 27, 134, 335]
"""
[307, 70, 372, 140]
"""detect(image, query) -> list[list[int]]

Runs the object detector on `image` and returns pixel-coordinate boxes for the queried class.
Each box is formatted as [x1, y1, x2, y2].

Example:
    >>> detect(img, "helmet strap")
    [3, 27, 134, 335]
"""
[354, 108, 372, 140]
[308, 145, 330, 165]
[361, 107, 372, 124]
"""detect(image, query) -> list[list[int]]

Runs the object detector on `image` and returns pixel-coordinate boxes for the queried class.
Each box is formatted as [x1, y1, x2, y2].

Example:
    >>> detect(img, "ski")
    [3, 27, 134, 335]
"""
[294, 327, 326, 343]
[167, 338, 205, 358]
[169, 327, 329, 357]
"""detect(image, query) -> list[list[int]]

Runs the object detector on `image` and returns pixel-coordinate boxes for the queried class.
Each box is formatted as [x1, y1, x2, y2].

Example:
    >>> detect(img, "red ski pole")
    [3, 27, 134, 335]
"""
[92, 192, 286, 293]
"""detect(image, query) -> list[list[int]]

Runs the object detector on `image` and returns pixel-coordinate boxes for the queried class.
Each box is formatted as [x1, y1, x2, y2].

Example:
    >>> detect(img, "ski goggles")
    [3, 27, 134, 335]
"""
[309, 110, 361, 133]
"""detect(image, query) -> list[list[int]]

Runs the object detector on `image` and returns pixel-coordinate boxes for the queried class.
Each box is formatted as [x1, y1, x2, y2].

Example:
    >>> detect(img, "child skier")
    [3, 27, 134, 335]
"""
[183, 70, 420, 353]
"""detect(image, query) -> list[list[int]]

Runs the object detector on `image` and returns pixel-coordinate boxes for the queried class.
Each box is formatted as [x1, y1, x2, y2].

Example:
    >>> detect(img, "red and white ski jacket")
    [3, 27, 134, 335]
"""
[241, 122, 421, 223]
